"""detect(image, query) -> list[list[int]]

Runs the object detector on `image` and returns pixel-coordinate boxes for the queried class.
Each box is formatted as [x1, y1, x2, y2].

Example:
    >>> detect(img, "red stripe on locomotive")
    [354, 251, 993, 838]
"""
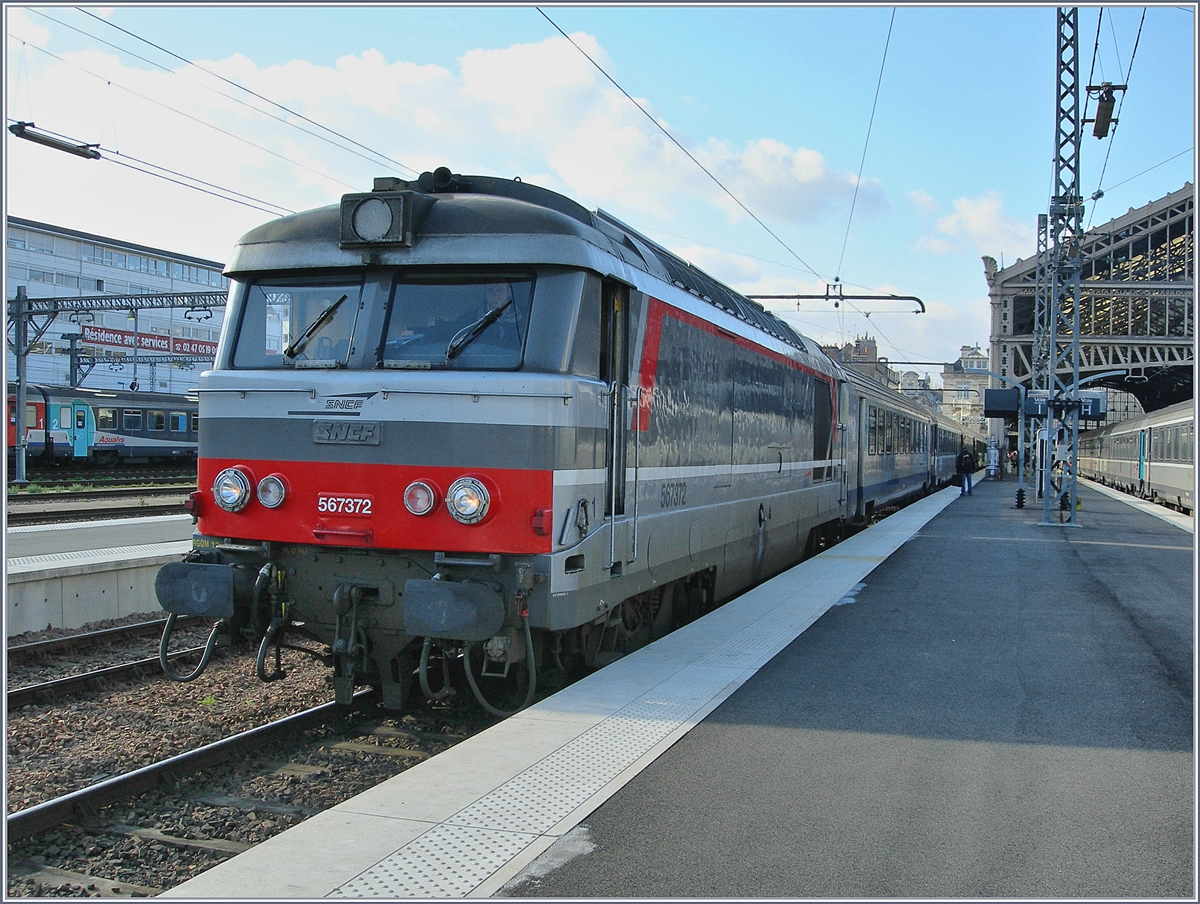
[197, 459, 554, 554]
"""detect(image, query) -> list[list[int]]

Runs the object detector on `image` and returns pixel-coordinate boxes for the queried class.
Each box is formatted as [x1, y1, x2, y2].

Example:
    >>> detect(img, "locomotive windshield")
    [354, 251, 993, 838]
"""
[232, 277, 364, 369]
[380, 275, 533, 370]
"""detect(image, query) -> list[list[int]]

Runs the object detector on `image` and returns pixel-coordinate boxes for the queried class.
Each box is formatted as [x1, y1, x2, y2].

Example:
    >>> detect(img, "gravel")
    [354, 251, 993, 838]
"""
[6, 615, 498, 897]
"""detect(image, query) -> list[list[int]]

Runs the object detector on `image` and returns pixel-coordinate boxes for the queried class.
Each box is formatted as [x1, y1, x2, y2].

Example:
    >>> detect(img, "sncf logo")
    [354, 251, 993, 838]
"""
[313, 420, 381, 445]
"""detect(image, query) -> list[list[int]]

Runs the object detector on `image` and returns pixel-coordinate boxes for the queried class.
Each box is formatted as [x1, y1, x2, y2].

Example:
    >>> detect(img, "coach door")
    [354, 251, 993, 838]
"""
[602, 280, 633, 572]
[70, 401, 94, 459]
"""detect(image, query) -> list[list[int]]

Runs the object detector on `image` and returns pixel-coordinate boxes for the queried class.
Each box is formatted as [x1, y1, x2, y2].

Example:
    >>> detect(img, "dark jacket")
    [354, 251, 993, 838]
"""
[956, 449, 977, 474]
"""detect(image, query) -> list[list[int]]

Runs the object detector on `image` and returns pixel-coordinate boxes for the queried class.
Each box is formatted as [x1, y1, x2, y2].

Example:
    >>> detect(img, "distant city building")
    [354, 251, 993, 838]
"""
[6, 217, 229, 394]
[821, 335, 899, 387]
[898, 369, 942, 410]
[940, 344, 990, 432]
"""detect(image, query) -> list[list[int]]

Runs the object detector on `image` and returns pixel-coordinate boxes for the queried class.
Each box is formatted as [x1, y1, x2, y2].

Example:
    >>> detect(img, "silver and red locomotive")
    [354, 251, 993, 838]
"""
[157, 168, 979, 713]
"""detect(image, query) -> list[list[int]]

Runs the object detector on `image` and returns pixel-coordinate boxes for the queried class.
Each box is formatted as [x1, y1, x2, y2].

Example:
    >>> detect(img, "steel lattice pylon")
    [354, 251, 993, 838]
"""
[1039, 7, 1085, 524]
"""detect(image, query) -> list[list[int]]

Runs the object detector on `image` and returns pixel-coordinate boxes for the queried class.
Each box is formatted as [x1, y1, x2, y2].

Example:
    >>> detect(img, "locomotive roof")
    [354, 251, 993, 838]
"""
[227, 168, 820, 357]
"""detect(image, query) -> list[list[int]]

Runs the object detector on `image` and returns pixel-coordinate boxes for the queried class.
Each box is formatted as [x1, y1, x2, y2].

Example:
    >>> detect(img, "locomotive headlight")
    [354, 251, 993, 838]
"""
[446, 477, 490, 524]
[403, 480, 438, 516]
[213, 467, 252, 512]
[257, 474, 288, 509]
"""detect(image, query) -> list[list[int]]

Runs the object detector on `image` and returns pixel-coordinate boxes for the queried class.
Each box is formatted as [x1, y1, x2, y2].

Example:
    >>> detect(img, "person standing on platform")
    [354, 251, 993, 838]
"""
[956, 445, 978, 496]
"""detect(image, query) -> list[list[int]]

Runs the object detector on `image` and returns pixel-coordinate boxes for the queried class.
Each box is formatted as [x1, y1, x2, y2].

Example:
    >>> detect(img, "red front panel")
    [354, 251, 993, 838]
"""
[197, 458, 554, 554]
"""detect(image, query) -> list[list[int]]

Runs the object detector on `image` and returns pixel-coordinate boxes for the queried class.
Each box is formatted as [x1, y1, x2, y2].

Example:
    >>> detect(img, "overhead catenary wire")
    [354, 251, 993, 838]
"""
[7, 38, 361, 195]
[26, 9, 410, 185]
[536, 6, 824, 283]
[75, 7, 419, 179]
[7, 117, 295, 216]
[1086, 7, 1148, 231]
[836, 8, 896, 283]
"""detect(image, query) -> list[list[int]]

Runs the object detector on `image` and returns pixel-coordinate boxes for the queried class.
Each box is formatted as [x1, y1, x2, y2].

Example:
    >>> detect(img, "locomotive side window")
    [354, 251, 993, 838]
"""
[381, 275, 533, 370]
[232, 277, 363, 369]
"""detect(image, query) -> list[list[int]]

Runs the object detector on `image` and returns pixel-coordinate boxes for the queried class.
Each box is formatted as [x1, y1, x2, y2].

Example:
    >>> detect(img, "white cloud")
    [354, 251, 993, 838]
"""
[916, 190, 1034, 260]
[5, 29, 886, 263]
[908, 189, 938, 214]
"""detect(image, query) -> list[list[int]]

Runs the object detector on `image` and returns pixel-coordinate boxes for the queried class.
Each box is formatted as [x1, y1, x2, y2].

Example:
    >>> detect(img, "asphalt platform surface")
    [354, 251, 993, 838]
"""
[501, 477, 1194, 898]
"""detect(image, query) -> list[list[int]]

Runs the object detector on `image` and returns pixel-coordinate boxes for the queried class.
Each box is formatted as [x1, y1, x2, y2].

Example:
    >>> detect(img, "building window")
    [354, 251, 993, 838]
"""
[27, 233, 53, 254]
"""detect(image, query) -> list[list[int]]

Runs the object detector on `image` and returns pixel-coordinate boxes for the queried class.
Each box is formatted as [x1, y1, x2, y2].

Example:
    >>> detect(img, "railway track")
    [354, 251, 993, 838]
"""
[6, 685, 484, 897]
[7, 617, 201, 662]
[8, 617, 212, 712]
[7, 647, 210, 712]
[6, 486, 194, 525]
[6, 694, 373, 842]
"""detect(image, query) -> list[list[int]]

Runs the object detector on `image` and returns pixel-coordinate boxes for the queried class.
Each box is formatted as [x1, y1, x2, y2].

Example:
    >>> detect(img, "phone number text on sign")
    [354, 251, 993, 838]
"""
[317, 494, 373, 516]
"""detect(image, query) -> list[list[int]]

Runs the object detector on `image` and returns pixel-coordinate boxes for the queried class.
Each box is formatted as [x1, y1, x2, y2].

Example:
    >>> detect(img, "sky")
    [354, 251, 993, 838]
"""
[4, 4, 1196, 383]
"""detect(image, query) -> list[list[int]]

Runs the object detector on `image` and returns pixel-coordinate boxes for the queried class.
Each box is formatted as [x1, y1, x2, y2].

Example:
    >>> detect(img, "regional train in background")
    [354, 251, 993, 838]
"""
[6, 383, 199, 466]
[1078, 399, 1194, 515]
[155, 167, 984, 715]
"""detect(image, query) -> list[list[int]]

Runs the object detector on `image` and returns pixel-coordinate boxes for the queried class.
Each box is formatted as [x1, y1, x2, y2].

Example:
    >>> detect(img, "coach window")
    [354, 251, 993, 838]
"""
[868, 406, 877, 455]
[884, 411, 893, 454]
[57, 405, 70, 429]
[148, 411, 166, 431]
[97, 408, 116, 430]
[190, 412, 199, 433]
[169, 411, 188, 432]
[123, 409, 143, 431]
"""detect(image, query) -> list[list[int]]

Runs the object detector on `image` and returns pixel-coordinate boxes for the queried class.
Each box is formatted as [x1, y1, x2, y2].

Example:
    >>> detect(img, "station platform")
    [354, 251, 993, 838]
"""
[163, 474, 1193, 899]
[5, 515, 194, 635]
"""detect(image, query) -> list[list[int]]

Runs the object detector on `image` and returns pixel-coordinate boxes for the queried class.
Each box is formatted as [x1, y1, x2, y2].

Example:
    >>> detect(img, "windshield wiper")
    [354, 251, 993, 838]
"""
[445, 299, 513, 361]
[283, 294, 348, 359]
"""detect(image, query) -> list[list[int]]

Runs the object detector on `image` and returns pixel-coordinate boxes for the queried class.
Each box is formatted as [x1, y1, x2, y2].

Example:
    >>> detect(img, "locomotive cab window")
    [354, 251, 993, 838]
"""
[231, 277, 363, 369]
[380, 274, 534, 370]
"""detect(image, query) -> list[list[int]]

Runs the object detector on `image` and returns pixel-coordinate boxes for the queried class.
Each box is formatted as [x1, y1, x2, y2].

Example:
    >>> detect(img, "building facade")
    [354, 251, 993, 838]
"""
[6, 217, 229, 394]
[821, 335, 899, 388]
[940, 344, 990, 432]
